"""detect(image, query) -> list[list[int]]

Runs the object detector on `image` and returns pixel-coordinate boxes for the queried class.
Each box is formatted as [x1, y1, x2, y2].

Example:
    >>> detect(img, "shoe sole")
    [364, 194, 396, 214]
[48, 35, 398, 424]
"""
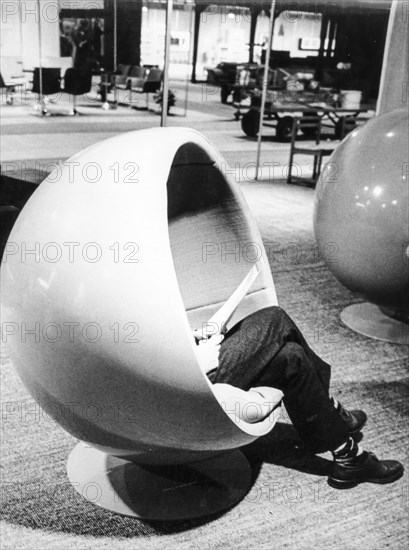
[328, 466, 404, 489]
[348, 416, 367, 435]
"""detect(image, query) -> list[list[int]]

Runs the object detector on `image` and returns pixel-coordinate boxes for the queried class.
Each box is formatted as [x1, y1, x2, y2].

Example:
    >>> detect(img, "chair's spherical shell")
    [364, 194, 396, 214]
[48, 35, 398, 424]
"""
[1, 128, 278, 464]
[314, 110, 409, 313]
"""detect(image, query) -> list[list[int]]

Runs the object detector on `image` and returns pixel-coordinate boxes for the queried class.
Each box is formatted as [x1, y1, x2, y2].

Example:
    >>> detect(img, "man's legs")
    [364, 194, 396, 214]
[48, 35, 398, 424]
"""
[210, 306, 347, 452]
[209, 306, 403, 488]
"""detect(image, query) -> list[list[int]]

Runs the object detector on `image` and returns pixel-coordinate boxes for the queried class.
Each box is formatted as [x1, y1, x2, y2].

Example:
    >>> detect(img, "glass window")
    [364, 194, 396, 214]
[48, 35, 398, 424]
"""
[197, 4, 251, 79]
[60, 17, 104, 71]
[272, 11, 322, 58]
[141, 1, 194, 78]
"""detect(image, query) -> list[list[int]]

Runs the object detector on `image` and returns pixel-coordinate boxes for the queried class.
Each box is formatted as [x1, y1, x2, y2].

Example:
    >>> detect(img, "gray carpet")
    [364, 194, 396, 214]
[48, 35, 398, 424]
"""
[1, 180, 408, 550]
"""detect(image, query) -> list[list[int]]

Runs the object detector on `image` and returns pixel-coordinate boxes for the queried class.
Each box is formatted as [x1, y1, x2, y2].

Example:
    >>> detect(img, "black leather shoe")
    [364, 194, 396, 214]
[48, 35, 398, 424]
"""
[328, 451, 404, 489]
[337, 402, 367, 434]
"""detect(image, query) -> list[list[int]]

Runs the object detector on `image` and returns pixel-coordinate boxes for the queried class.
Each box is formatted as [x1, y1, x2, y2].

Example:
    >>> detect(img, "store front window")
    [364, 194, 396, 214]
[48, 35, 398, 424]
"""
[141, 1, 194, 78]
[253, 9, 323, 69]
[196, 4, 251, 79]
[254, 10, 270, 65]
[271, 11, 322, 58]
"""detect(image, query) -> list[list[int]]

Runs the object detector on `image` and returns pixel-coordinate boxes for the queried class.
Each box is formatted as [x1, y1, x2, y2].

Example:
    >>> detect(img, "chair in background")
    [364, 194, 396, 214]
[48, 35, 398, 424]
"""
[63, 68, 93, 115]
[104, 64, 131, 107]
[287, 113, 335, 185]
[129, 67, 163, 109]
[113, 64, 131, 90]
[0, 72, 24, 105]
[126, 66, 146, 106]
[335, 114, 370, 140]
[143, 68, 163, 94]
[0, 57, 27, 105]
[127, 65, 146, 87]
[32, 68, 62, 115]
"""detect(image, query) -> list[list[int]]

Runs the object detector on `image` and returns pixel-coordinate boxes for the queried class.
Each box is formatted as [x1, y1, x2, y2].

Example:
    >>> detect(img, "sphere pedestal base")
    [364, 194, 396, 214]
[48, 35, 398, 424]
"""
[341, 303, 409, 344]
[67, 442, 252, 519]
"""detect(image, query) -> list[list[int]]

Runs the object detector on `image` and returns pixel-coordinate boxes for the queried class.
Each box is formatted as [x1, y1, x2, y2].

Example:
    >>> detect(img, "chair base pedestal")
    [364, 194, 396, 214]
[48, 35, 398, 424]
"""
[341, 302, 409, 344]
[67, 441, 252, 519]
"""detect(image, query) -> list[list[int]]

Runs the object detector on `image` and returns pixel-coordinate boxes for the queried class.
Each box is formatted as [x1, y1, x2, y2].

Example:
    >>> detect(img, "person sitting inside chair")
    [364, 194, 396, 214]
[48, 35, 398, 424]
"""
[194, 306, 404, 489]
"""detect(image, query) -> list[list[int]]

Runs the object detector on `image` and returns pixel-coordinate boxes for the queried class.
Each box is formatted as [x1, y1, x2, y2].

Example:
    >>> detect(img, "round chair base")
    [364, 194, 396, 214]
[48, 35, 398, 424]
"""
[67, 442, 252, 520]
[341, 303, 409, 345]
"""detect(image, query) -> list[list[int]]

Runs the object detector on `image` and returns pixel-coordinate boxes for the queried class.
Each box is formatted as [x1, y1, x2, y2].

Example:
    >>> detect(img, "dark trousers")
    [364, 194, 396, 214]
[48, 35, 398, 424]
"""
[208, 306, 349, 453]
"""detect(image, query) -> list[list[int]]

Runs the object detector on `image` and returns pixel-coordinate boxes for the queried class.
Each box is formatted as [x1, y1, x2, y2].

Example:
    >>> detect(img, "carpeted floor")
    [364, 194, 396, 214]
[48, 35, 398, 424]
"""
[1, 180, 408, 550]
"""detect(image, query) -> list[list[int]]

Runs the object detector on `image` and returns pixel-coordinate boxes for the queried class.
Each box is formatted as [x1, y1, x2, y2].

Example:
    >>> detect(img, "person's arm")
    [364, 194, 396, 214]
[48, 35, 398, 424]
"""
[194, 333, 223, 374]
[192, 262, 262, 373]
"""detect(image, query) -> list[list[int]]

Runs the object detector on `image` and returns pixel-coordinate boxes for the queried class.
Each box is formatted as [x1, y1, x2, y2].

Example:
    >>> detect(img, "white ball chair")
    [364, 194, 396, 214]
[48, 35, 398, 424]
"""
[1, 127, 282, 519]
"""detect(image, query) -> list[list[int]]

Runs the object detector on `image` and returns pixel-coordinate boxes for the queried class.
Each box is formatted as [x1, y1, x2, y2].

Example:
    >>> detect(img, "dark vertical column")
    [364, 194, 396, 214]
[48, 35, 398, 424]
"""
[117, 0, 142, 66]
[191, 5, 204, 82]
[104, 0, 142, 68]
[248, 6, 261, 63]
[316, 12, 330, 81]
[104, 0, 115, 71]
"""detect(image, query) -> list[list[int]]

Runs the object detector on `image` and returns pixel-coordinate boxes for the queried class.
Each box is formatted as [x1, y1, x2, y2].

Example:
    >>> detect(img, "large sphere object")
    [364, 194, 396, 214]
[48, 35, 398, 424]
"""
[314, 109, 409, 313]
[0, 128, 278, 465]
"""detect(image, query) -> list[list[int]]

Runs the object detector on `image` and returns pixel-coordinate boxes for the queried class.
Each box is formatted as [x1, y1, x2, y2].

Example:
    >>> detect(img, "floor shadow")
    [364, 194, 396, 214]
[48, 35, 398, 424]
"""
[217, 117, 240, 123]
[242, 422, 334, 477]
[1, 424, 340, 538]
[236, 134, 289, 144]
[0, 472, 225, 538]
